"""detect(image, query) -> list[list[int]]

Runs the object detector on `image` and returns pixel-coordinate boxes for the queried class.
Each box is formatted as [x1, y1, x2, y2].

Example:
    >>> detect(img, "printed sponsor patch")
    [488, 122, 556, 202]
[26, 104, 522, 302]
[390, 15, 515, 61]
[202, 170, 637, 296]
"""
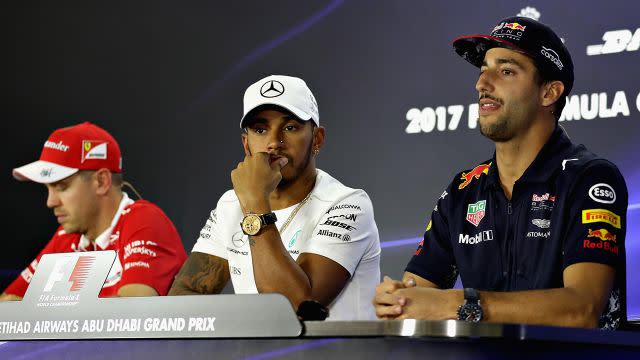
[587, 228, 617, 242]
[582, 209, 621, 229]
[532, 193, 556, 202]
[459, 163, 491, 190]
[583, 239, 619, 254]
[466, 200, 486, 227]
[322, 219, 356, 231]
[526, 231, 550, 239]
[328, 214, 358, 222]
[491, 22, 527, 41]
[459, 230, 494, 245]
[288, 230, 301, 248]
[415, 239, 424, 255]
[588, 183, 616, 204]
[82, 140, 108, 162]
[541, 46, 564, 70]
[124, 261, 150, 270]
[44, 140, 70, 152]
[317, 229, 342, 240]
[532, 219, 551, 228]
[231, 231, 246, 248]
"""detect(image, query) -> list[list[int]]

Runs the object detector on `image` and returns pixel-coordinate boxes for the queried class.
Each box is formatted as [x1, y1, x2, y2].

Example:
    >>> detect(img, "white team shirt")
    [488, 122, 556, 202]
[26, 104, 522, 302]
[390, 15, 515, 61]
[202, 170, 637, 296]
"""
[192, 169, 381, 320]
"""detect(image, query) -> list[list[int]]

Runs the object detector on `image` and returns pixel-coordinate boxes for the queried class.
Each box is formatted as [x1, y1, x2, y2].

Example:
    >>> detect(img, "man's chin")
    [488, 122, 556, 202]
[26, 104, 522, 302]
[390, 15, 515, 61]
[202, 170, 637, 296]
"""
[479, 118, 512, 142]
[61, 223, 80, 234]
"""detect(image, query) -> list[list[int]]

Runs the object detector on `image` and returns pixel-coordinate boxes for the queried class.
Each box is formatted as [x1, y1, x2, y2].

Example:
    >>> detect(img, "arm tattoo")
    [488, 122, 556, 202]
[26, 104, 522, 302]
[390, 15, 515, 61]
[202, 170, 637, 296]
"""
[248, 236, 256, 247]
[168, 252, 230, 295]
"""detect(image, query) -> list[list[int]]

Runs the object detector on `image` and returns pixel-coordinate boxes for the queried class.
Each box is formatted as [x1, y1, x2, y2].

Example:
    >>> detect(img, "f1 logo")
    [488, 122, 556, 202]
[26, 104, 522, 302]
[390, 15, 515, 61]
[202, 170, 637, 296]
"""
[43, 256, 95, 292]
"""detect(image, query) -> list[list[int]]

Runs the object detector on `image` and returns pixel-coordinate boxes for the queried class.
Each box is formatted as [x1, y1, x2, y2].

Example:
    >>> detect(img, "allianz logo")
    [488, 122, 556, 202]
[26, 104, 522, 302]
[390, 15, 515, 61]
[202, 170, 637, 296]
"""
[459, 230, 493, 245]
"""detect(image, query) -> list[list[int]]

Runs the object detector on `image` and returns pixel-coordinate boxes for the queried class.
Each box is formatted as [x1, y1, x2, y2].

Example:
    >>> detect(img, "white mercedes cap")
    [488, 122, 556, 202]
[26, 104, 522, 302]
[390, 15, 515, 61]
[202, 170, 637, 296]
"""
[240, 75, 319, 128]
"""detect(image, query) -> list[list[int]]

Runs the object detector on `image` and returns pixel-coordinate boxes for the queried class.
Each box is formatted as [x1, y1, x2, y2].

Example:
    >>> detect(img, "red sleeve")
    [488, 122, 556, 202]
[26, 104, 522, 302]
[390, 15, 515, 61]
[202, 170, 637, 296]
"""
[3, 228, 69, 297]
[116, 202, 187, 295]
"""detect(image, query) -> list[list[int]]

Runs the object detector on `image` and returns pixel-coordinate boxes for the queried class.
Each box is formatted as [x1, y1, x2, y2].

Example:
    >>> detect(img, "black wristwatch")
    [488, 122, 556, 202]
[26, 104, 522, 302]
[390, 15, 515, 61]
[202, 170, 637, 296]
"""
[457, 288, 483, 322]
[240, 212, 277, 236]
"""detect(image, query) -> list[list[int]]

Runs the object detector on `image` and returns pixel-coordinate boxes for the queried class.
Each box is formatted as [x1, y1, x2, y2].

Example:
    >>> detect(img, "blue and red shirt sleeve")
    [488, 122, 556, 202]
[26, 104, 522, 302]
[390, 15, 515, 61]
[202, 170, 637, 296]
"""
[562, 160, 628, 270]
[405, 183, 458, 288]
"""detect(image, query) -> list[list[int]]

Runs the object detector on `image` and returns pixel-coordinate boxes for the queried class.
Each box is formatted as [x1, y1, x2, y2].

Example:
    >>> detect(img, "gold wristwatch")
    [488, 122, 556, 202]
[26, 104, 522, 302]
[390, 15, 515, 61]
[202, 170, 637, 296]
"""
[240, 213, 277, 236]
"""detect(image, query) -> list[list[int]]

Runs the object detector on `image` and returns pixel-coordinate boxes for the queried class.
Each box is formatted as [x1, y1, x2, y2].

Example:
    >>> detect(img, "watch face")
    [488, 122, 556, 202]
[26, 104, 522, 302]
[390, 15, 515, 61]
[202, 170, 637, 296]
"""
[241, 214, 262, 235]
[458, 303, 483, 322]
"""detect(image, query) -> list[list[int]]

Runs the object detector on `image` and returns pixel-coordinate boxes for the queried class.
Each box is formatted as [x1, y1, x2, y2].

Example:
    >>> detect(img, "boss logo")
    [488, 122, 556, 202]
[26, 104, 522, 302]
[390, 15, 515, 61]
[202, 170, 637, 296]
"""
[589, 183, 616, 204]
[322, 219, 356, 231]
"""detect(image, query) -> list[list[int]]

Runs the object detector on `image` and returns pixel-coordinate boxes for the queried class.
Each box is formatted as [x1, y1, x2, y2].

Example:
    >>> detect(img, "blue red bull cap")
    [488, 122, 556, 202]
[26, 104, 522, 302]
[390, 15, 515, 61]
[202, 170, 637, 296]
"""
[452, 16, 574, 97]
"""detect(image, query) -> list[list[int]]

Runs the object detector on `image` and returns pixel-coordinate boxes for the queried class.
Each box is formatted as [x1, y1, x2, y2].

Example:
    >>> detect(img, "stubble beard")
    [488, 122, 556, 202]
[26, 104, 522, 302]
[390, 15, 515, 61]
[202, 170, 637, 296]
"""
[277, 141, 314, 190]
[479, 113, 514, 142]
[60, 216, 86, 236]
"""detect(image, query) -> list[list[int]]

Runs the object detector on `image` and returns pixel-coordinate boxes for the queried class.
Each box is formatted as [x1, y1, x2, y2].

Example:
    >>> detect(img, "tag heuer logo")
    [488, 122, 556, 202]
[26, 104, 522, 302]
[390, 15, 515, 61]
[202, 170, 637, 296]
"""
[466, 200, 486, 227]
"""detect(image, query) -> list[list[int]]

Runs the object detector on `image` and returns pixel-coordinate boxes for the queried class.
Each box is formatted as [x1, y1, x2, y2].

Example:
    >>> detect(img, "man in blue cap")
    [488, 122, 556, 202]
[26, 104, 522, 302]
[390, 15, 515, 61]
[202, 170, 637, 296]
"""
[374, 17, 627, 329]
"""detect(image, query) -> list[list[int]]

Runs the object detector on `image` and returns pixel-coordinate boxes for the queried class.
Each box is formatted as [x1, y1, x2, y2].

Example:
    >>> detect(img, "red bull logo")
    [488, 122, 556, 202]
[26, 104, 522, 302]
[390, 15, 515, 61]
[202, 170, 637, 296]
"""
[459, 163, 492, 190]
[503, 22, 526, 31]
[583, 239, 619, 255]
[532, 193, 556, 202]
[587, 228, 617, 242]
[415, 239, 424, 255]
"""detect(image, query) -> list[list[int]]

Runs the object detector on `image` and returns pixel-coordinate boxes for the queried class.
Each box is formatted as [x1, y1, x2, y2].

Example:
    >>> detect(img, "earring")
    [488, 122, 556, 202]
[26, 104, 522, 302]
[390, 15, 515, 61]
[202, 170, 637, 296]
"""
[313, 147, 320, 156]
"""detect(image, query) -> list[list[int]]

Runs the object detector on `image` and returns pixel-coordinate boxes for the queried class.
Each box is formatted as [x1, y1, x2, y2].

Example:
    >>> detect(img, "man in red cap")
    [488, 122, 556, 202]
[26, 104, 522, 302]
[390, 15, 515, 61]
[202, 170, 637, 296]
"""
[1, 122, 187, 299]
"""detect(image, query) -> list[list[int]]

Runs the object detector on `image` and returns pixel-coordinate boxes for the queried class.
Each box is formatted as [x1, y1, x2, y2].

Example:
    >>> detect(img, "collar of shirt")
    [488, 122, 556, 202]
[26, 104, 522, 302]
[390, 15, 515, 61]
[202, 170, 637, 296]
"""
[78, 192, 135, 250]
[483, 125, 574, 191]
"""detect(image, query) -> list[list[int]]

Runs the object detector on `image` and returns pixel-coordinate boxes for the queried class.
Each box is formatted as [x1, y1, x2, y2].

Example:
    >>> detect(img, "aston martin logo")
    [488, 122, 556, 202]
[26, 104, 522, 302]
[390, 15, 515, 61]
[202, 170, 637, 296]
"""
[260, 80, 285, 98]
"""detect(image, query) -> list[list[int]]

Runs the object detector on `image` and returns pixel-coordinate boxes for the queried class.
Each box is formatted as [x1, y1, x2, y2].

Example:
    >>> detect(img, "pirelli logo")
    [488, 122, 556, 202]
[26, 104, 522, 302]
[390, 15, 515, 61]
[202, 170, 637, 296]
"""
[582, 209, 621, 229]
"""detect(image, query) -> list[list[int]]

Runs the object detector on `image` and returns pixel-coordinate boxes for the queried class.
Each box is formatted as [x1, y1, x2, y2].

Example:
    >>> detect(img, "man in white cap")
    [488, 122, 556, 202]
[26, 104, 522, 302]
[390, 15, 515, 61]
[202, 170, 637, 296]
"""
[1, 122, 187, 299]
[169, 75, 381, 320]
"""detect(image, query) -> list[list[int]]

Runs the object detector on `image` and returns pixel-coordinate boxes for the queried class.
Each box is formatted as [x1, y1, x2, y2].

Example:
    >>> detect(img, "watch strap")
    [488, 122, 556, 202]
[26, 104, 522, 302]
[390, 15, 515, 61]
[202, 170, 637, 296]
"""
[463, 288, 479, 303]
[259, 212, 278, 226]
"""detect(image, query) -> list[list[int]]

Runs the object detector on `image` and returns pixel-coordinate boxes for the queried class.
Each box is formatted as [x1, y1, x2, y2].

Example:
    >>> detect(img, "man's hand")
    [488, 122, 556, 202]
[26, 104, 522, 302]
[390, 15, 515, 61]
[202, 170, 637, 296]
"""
[231, 152, 288, 212]
[117, 284, 159, 297]
[392, 287, 461, 320]
[0, 292, 22, 301]
[169, 252, 230, 295]
[373, 275, 416, 319]
[375, 273, 461, 320]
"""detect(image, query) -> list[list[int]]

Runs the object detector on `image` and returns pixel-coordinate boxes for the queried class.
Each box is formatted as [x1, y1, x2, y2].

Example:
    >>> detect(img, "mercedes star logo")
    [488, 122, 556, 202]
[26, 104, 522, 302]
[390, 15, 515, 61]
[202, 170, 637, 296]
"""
[260, 80, 285, 98]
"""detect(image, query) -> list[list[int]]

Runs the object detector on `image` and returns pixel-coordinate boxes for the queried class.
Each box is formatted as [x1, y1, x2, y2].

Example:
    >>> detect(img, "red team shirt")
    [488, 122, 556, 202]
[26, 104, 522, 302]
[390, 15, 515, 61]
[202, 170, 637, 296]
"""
[4, 195, 187, 297]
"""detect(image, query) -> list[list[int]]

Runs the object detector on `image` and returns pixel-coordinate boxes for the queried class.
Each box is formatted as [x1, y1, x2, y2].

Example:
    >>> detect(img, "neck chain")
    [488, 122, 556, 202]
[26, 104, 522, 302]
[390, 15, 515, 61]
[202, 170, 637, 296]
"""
[279, 191, 312, 234]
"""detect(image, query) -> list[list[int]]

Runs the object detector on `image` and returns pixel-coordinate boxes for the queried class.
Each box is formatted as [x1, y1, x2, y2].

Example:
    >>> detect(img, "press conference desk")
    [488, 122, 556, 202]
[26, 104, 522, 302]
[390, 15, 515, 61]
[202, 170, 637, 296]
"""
[2, 320, 639, 360]
[3, 252, 638, 359]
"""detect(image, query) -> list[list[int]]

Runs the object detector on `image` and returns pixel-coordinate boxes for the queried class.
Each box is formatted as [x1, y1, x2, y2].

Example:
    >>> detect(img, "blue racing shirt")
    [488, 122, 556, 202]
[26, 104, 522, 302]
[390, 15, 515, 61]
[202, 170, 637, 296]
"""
[406, 125, 628, 329]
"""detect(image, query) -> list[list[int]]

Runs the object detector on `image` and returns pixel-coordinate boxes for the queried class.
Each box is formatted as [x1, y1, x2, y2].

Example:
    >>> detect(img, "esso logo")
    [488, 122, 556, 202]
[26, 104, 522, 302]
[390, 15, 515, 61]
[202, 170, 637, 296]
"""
[589, 183, 616, 204]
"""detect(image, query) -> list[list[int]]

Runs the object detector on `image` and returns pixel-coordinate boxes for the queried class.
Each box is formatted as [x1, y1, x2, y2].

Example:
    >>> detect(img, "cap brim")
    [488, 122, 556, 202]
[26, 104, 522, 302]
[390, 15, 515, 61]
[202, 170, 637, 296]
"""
[452, 35, 526, 67]
[13, 160, 79, 184]
[240, 101, 318, 128]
